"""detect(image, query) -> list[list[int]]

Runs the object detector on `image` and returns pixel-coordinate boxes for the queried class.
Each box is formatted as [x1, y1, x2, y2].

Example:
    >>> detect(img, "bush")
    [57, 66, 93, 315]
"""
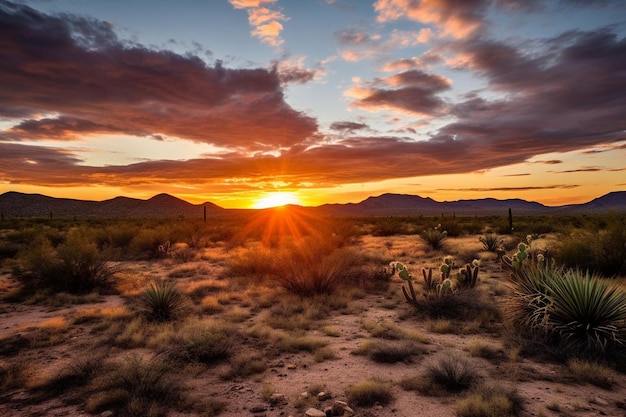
[456, 383, 523, 417]
[88, 354, 183, 417]
[138, 280, 187, 322]
[420, 226, 447, 250]
[424, 352, 479, 393]
[479, 234, 504, 252]
[14, 233, 116, 294]
[271, 238, 362, 296]
[504, 264, 626, 360]
[345, 380, 394, 407]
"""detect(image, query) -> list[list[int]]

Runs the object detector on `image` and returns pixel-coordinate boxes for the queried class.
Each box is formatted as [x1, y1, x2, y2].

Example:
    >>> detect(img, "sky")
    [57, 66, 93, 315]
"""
[1, 0, 625, 209]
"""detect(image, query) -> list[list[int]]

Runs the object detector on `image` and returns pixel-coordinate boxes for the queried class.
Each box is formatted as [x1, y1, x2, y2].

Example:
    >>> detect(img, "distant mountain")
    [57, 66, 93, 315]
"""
[317, 191, 626, 216]
[0, 192, 223, 219]
[0, 190, 625, 219]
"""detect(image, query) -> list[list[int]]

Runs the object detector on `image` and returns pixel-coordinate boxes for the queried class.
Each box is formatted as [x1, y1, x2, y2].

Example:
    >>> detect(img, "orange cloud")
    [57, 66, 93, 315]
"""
[374, 0, 488, 38]
[229, 0, 287, 47]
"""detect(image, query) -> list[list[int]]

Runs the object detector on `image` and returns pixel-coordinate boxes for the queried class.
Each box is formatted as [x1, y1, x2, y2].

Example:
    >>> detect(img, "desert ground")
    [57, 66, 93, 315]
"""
[1, 213, 625, 417]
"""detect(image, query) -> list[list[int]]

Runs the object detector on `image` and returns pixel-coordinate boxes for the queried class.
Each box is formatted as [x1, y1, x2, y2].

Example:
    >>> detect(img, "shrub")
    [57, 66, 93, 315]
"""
[420, 226, 447, 250]
[360, 340, 423, 363]
[424, 352, 479, 393]
[479, 234, 504, 252]
[503, 262, 626, 360]
[152, 319, 232, 364]
[14, 234, 116, 295]
[345, 380, 394, 407]
[88, 354, 183, 417]
[456, 383, 523, 417]
[271, 238, 362, 296]
[567, 359, 615, 389]
[138, 280, 187, 322]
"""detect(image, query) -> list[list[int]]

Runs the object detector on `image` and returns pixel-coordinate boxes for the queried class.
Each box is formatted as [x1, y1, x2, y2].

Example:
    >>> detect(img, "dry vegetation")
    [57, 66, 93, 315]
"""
[0, 211, 625, 417]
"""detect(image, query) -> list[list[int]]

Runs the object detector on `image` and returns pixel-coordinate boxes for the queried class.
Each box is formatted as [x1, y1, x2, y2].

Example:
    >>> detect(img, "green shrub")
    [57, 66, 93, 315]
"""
[138, 280, 187, 322]
[504, 263, 626, 359]
[14, 234, 116, 294]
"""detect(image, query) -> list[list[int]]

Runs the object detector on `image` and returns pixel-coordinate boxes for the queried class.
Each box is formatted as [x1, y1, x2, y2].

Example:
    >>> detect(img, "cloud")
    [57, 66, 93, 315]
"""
[432, 28, 626, 161]
[330, 122, 369, 132]
[229, 1, 287, 47]
[0, 2, 316, 150]
[346, 70, 451, 115]
[374, 0, 490, 38]
[336, 28, 432, 63]
[437, 185, 581, 192]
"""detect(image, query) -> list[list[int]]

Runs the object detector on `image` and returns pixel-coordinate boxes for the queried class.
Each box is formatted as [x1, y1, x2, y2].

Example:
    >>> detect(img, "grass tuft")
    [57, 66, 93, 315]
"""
[345, 379, 394, 407]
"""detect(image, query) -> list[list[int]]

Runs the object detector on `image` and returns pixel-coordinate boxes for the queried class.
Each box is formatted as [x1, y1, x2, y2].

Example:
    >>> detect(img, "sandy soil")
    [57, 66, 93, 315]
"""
[1, 236, 625, 417]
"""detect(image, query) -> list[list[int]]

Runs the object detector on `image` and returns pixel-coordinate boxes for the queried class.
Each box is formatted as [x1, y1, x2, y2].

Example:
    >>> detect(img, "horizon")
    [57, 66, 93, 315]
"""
[1, 1, 625, 209]
[3, 188, 623, 210]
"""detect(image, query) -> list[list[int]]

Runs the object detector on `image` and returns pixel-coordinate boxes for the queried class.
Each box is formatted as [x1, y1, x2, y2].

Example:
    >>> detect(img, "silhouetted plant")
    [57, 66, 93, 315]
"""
[479, 233, 504, 252]
[138, 280, 187, 322]
[420, 225, 448, 250]
[425, 352, 479, 393]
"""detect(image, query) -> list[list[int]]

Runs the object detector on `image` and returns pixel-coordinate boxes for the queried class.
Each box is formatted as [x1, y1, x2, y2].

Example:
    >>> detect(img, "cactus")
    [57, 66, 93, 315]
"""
[456, 262, 479, 289]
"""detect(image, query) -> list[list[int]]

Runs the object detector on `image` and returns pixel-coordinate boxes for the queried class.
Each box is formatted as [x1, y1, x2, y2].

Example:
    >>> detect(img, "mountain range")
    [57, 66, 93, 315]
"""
[0, 191, 625, 219]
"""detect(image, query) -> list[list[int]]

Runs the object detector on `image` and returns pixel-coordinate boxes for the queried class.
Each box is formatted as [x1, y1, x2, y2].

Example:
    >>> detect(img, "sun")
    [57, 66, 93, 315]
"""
[252, 192, 300, 209]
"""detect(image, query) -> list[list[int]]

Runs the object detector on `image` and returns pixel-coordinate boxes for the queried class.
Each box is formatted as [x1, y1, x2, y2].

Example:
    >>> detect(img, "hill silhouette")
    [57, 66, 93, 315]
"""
[0, 190, 625, 218]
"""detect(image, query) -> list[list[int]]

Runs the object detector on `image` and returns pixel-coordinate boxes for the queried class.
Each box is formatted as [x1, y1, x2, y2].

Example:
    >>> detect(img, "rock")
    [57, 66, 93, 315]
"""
[317, 391, 332, 401]
[287, 363, 297, 370]
[331, 401, 346, 416]
[343, 406, 355, 416]
[99, 412, 114, 417]
[323, 406, 334, 416]
[269, 393, 287, 405]
[305, 408, 327, 417]
[592, 397, 609, 406]
[250, 405, 267, 413]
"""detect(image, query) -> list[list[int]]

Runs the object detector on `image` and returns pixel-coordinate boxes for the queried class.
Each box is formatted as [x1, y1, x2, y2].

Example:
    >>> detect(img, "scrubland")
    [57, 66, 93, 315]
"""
[1, 210, 625, 417]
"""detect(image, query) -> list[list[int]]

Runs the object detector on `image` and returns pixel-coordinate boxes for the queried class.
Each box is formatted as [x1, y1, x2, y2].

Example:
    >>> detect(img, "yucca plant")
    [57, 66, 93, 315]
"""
[479, 233, 504, 252]
[505, 263, 626, 359]
[544, 269, 626, 357]
[420, 226, 448, 250]
[138, 280, 187, 322]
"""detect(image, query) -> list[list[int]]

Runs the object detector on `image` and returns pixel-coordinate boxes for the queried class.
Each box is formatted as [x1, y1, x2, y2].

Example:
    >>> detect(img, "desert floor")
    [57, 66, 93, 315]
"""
[1, 234, 625, 417]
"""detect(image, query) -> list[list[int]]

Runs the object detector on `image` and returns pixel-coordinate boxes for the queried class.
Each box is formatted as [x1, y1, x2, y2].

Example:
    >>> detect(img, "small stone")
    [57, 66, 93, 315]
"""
[592, 397, 609, 406]
[317, 391, 332, 401]
[250, 405, 267, 413]
[343, 406, 355, 416]
[100, 412, 114, 417]
[300, 392, 309, 398]
[287, 363, 297, 370]
[331, 401, 347, 416]
[305, 408, 327, 417]
[323, 406, 333, 417]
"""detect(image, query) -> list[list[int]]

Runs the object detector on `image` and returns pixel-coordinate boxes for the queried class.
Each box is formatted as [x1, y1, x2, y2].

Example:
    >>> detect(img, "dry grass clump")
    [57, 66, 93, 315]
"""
[362, 320, 429, 343]
[567, 359, 616, 389]
[456, 382, 523, 417]
[222, 352, 267, 379]
[148, 318, 233, 364]
[357, 339, 424, 363]
[0, 359, 31, 391]
[423, 352, 480, 393]
[345, 379, 394, 407]
[86, 354, 184, 417]
[466, 341, 504, 361]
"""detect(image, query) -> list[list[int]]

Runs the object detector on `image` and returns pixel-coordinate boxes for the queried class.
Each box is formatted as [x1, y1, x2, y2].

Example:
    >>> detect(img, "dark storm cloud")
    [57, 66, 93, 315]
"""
[0, 2, 316, 149]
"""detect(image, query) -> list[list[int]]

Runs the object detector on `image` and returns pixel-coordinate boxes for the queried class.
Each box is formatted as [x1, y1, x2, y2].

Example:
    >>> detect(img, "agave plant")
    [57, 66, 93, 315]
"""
[138, 280, 187, 321]
[420, 226, 448, 250]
